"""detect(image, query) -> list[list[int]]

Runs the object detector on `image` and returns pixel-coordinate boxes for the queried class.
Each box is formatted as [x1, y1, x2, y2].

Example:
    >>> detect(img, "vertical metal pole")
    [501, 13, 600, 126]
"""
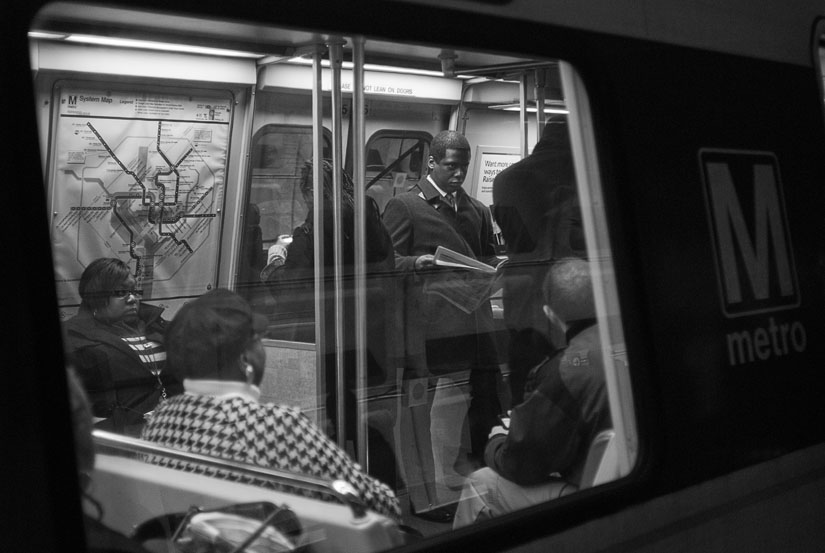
[519, 73, 529, 157]
[535, 68, 547, 141]
[311, 45, 327, 429]
[328, 38, 347, 450]
[352, 35, 368, 467]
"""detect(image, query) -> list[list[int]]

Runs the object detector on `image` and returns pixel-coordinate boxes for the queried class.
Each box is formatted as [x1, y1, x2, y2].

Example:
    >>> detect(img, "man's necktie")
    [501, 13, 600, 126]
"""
[445, 192, 455, 210]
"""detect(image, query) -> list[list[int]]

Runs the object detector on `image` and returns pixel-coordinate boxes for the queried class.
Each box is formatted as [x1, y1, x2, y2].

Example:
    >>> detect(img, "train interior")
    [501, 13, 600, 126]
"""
[29, 1, 637, 549]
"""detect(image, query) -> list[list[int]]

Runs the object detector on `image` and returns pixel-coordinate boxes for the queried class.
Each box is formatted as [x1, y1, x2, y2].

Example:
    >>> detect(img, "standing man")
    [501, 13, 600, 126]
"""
[492, 118, 586, 405]
[383, 130, 502, 521]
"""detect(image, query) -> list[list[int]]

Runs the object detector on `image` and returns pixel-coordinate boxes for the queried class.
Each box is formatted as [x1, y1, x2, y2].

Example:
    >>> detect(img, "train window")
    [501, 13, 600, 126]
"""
[30, 3, 637, 550]
[239, 123, 332, 330]
[362, 130, 432, 213]
[249, 125, 333, 246]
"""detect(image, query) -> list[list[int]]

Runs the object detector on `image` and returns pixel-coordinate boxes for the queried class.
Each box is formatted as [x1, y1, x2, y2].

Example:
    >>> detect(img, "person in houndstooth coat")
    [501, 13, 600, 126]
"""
[140, 288, 401, 520]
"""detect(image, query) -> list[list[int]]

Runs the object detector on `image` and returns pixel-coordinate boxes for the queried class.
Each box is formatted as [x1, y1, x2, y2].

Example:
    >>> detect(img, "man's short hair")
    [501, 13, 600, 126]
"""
[542, 258, 595, 323]
[430, 130, 470, 162]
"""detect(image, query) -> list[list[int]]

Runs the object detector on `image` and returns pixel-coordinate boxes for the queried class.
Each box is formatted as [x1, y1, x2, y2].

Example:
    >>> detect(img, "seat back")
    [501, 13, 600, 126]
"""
[366, 149, 385, 171]
[578, 429, 619, 488]
[88, 432, 404, 553]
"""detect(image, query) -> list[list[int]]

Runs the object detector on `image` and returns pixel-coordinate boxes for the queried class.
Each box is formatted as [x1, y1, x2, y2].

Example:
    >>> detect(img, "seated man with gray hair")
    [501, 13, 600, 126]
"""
[453, 258, 611, 527]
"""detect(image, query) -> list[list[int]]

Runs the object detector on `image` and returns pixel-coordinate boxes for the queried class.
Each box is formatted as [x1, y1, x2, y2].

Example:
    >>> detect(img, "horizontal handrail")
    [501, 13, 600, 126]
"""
[92, 429, 368, 519]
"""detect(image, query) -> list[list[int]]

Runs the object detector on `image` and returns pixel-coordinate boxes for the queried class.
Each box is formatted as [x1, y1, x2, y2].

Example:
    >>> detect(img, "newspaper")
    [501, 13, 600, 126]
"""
[425, 246, 505, 313]
[433, 246, 497, 274]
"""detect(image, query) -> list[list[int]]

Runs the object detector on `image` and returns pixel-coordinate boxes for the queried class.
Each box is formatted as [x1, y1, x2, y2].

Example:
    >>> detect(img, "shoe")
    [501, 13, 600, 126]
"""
[409, 502, 456, 523]
[443, 472, 467, 491]
[453, 454, 482, 477]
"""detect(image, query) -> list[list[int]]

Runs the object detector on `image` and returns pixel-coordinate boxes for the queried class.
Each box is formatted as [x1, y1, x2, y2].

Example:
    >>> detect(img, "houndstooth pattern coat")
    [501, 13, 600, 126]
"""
[140, 393, 401, 520]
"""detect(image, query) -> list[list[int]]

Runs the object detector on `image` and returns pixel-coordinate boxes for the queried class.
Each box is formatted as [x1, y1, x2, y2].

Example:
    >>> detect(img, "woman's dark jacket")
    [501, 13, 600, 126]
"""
[63, 303, 182, 435]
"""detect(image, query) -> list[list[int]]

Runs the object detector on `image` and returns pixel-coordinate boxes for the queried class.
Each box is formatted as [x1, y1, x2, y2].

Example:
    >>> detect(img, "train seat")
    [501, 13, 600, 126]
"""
[366, 149, 385, 172]
[88, 432, 406, 553]
[579, 429, 619, 488]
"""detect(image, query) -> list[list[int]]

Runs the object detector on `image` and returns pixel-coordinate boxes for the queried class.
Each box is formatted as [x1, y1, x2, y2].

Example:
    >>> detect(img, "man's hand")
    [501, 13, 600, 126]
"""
[488, 424, 509, 439]
[414, 254, 436, 271]
[261, 235, 293, 280]
[488, 412, 510, 439]
[267, 235, 292, 262]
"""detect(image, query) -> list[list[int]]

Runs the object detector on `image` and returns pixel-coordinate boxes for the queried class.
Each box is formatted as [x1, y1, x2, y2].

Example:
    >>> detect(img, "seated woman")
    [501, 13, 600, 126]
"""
[139, 288, 401, 521]
[64, 258, 181, 436]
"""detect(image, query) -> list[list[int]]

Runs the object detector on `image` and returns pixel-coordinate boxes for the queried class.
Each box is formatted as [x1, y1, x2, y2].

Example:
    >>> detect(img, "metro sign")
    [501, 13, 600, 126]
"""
[700, 149, 799, 318]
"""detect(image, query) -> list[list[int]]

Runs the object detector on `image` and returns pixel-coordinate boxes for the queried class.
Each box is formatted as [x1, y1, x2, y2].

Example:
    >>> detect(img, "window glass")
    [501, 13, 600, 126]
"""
[250, 125, 332, 244]
[238, 123, 332, 339]
[46, 82, 234, 320]
[363, 130, 431, 213]
[30, 6, 637, 550]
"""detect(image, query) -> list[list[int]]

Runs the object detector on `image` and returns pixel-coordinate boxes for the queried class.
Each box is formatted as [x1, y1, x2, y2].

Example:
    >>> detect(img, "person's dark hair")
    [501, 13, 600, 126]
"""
[299, 159, 356, 241]
[78, 258, 132, 312]
[430, 130, 470, 162]
[165, 288, 267, 381]
[542, 258, 595, 323]
[300, 159, 355, 211]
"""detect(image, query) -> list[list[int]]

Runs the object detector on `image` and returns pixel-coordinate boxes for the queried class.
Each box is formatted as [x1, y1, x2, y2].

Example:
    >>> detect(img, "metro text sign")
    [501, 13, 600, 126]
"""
[700, 149, 799, 318]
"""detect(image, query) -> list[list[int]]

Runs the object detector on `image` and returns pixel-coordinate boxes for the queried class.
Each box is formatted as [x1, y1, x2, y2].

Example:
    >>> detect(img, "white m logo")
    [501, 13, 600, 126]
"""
[701, 150, 798, 317]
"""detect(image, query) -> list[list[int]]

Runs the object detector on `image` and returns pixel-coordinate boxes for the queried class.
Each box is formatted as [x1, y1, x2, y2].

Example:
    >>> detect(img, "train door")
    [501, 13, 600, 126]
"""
[234, 54, 461, 482]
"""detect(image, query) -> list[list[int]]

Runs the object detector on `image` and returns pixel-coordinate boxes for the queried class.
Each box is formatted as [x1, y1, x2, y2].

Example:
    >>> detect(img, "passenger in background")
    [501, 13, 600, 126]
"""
[238, 203, 266, 289]
[260, 159, 399, 486]
[492, 118, 586, 405]
[66, 365, 153, 553]
[453, 258, 611, 527]
[140, 288, 401, 521]
[382, 130, 502, 522]
[64, 258, 181, 436]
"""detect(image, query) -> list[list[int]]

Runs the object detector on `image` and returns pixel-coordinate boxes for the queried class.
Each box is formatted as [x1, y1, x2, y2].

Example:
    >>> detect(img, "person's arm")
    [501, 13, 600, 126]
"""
[478, 202, 501, 267]
[260, 234, 293, 281]
[364, 196, 393, 266]
[279, 407, 402, 520]
[382, 196, 432, 275]
[70, 345, 111, 415]
[262, 232, 313, 288]
[483, 376, 581, 485]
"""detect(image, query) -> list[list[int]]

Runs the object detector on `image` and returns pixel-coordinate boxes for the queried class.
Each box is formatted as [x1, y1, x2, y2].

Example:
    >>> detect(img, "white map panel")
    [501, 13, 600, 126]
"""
[50, 87, 232, 306]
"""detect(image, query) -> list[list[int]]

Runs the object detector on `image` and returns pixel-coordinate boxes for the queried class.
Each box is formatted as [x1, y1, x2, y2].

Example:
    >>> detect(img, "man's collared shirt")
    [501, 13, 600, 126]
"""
[426, 175, 457, 210]
[183, 378, 261, 403]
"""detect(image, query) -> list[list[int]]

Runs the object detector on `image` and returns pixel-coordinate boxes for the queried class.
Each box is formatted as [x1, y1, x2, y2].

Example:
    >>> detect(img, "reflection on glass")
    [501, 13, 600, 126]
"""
[30, 5, 637, 547]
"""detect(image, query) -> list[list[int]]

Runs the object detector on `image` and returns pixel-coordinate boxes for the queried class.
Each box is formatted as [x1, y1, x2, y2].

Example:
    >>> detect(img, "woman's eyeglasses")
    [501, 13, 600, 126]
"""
[111, 289, 143, 298]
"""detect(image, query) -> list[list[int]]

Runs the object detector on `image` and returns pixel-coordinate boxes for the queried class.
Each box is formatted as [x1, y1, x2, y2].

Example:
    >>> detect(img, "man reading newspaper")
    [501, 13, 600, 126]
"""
[383, 130, 504, 522]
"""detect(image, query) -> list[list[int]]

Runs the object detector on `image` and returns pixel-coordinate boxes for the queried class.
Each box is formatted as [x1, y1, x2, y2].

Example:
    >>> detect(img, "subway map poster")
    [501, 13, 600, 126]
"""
[50, 87, 233, 306]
